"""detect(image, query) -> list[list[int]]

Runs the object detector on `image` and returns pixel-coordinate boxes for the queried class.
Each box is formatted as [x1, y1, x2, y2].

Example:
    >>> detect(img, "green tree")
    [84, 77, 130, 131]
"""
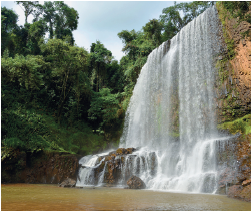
[1, 7, 18, 56]
[1, 54, 47, 90]
[42, 1, 55, 39]
[160, 1, 213, 41]
[26, 20, 48, 55]
[54, 1, 79, 45]
[16, 1, 40, 24]
[143, 19, 163, 46]
[41, 1, 79, 44]
[41, 39, 90, 124]
[89, 41, 113, 92]
[88, 88, 122, 139]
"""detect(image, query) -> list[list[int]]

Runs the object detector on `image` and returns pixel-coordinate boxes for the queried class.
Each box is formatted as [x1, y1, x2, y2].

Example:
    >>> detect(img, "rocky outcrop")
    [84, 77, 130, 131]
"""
[93, 147, 137, 185]
[59, 178, 76, 187]
[1, 150, 80, 184]
[77, 147, 157, 188]
[215, 4, 251, 202]
[127, 176, 146, 189]
[227, 184, 251, 202]
[216, 135, 251, 202]
[216, 4, 251, 123]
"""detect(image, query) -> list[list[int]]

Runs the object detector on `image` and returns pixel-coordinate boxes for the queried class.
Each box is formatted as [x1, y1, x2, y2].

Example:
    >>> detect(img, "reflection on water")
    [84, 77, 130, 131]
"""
[1, 184, 251, 211]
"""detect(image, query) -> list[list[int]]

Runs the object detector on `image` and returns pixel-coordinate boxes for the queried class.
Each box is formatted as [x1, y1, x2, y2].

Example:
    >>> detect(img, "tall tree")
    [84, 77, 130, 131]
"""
[42, 1, 79, 44]
[42, 1, 55, 39]
[41, 39, 89, 124]
[54, 1, 79, 45]
[143, 19, 163, 46]
[89, 41, 113, 92]
[160, 1, 213, 41]
[16, 1, 39, 24]
[1, 7, 18, 55]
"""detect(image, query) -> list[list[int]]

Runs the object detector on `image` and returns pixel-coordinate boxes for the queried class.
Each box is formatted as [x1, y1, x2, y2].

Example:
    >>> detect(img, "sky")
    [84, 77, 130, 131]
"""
[1, 1, 175, 61]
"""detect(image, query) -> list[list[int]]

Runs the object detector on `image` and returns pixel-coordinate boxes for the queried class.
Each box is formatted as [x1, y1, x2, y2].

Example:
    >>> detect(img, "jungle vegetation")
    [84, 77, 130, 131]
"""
[2, 1, 244, 158]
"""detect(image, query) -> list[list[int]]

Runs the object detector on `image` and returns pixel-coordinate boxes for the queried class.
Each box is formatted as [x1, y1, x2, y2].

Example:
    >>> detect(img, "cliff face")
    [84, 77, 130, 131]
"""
[215, 3, 251, 202]
[1, 150, 80, 184]
[216, 4, 251, 123]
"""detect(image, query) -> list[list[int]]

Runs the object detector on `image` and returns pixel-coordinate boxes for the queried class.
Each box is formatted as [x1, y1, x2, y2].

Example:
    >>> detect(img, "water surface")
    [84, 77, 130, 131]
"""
[2, 184, 251, 210]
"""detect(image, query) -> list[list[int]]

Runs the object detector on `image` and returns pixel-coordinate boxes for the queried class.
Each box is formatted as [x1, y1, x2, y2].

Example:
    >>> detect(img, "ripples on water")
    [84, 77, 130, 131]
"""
[1, 184, 251, 210]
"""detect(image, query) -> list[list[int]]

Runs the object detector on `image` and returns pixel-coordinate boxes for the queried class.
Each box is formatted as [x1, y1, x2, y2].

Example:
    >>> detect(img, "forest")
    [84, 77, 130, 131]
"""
[1, 1, 250, 158]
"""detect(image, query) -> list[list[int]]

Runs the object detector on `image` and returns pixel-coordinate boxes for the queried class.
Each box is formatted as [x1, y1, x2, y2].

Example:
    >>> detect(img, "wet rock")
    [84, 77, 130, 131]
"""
[59, 178, 76, 187]
[108, 151, 117, 156]
[127, 176, 146, 189]
[116, 148, 136, 155]
[148, 152, 158, 176]
[242, 178, 251, 186]
[228, 185, 243, 199]
[227, 184, 251, 202]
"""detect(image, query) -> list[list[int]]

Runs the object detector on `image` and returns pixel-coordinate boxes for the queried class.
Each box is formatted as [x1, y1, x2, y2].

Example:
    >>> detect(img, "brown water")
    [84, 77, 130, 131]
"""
[1, 184, 251, 211]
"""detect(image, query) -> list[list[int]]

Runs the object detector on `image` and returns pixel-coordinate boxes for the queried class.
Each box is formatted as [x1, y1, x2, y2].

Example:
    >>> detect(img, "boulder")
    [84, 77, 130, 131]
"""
[126, 176, 146, 189]
[59, 178, 76, 187]
[116, 148, 136, 155]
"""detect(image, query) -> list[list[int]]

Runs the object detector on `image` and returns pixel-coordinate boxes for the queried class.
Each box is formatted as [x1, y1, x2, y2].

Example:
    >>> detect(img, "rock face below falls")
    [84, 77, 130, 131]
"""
[76, 147, 158, 187]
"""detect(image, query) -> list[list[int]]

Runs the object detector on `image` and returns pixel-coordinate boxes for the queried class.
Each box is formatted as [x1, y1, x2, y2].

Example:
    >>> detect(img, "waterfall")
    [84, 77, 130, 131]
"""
[119, 6, 223, 193]
[76, 152, 108, 187]
[76, 6, 230, 193]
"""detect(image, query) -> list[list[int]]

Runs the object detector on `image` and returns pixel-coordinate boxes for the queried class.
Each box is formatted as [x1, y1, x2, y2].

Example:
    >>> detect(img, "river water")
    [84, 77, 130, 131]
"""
[2, 184, 251, 210]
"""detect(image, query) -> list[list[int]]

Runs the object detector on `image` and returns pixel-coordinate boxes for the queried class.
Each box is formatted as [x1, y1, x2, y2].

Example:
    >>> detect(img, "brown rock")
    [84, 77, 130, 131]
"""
[59, 178, 76, 187]
[228, 184, 251, 202]
[228, 185, 243, 199]
[240, 184, 251, 202]
[242, 179, 251, 186]
[116, 148, 136, 155]
[127, 175, 146, 189]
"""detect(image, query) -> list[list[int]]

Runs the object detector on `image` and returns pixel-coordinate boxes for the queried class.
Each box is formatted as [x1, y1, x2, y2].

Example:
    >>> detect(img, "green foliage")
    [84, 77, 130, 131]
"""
[27, 20, 48, 55]
[2, 105, 50, 152]
[221, 2, 251, 23]
[41, 39, 91, 123]
[53, 1, 79, 45]
[221, 1, 251, 38]
[88, 88, 121, 131]
[215, 1, 236, 89]
[16, 1, 40, 24]
[160, 1, 213, 41]
[142, 19, 163, 46]
[218, 114, 251, 135]
[1, 54, 47, 90]
[40, 1, 79, 44]
[89, 41, 113, 91]
[1, 7, 18, 56]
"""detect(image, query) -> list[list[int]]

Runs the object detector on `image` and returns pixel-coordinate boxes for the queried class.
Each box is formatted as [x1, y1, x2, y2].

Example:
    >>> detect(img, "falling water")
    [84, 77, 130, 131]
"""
[76, 153, 107, 187]
[119, 6, 223, 193]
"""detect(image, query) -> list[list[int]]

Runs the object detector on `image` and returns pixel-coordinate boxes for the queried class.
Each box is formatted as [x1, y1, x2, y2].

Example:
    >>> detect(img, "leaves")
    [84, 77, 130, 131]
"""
[1, 54, 47, 90]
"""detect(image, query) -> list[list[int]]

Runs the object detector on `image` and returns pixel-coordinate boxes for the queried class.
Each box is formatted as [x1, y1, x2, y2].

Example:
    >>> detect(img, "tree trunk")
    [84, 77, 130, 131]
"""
[49, 21, 53, 39]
